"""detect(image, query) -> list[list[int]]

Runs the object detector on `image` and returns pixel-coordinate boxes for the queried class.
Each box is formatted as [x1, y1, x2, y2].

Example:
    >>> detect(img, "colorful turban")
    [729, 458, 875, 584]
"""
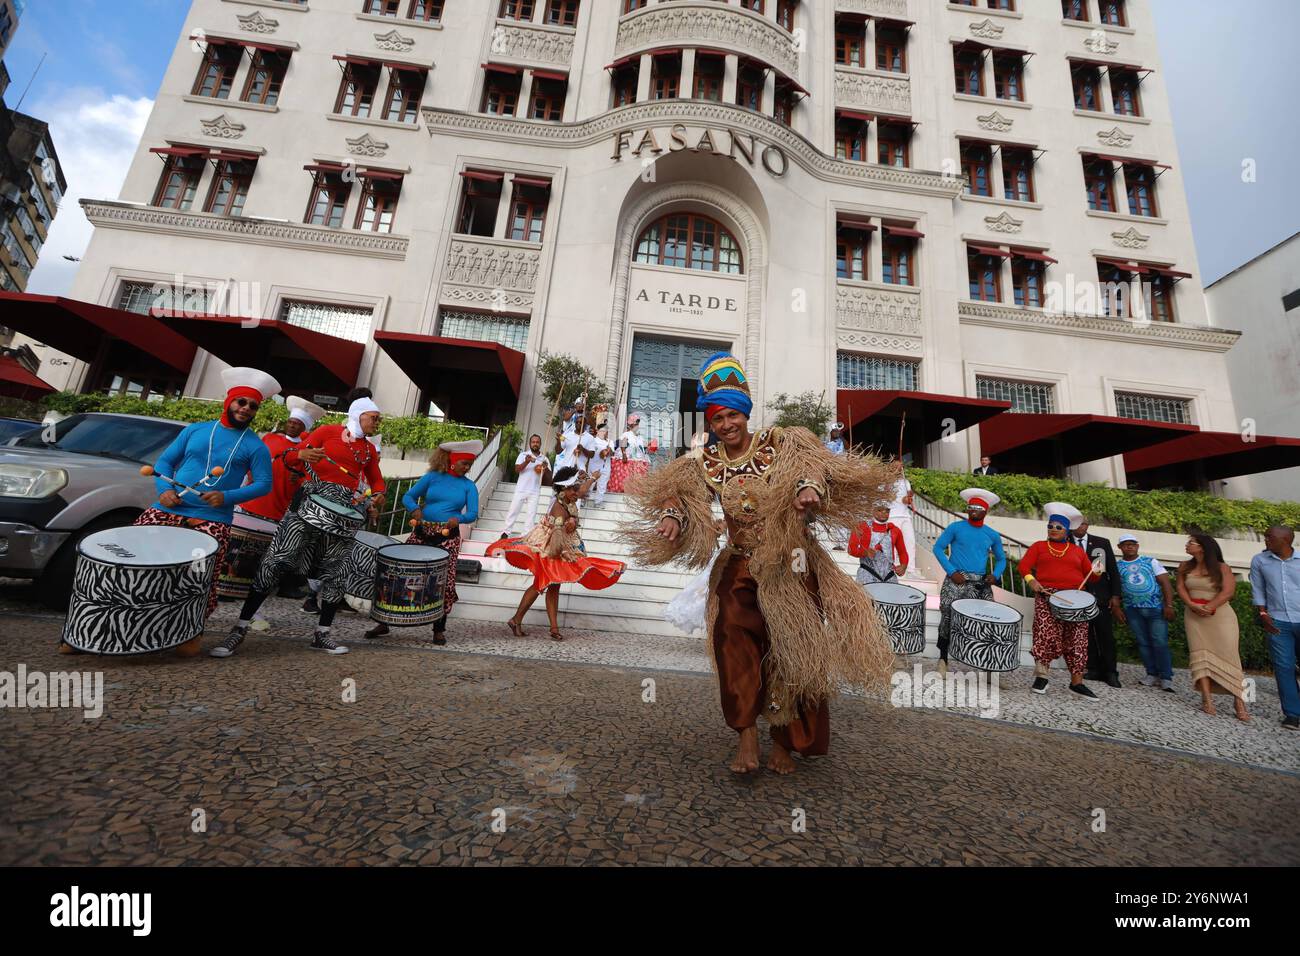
[697, 352, 753, 422]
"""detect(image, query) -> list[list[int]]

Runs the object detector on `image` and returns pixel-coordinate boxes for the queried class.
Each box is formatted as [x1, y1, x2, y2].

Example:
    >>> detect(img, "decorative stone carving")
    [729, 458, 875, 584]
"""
[968, 19, 1004, 40]
[834, 70, 911, 116]
[374, 29, 416, 53]
[441, 238, 541, 313]
[835, 0, 908, 17]
[346, 133, 390, 158]
[1111, 227, 1151, 250]
[488, 22, 576, 67]
[837, 331, 922, 353]
[957, 300, 1240, 353]
[1097, 126, 1134, 148]
[984, 212, 1024, 234]
[1084, 29, 1119, 55]
[976, 111, 1014, 132]
[237, 11, 279, 34]
[200, 115, 246, 140]
[836, 284, 923, 339]
[616, 3, 800, 79]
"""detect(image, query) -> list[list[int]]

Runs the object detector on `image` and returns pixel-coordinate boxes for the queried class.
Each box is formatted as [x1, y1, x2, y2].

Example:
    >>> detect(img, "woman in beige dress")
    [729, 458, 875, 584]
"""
[1176, 533, 1249, 721]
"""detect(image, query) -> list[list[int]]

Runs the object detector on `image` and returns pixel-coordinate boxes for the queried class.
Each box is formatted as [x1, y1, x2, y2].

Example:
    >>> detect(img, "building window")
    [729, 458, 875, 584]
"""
[457, 173, 503, 236]
[409, 0, 445, 21]
[837, 353, 919, 391]
[1099, 0, 1127, 27]
[2, 229, 33, 280]
[1062, 0, 1088, 21]
[1115, 392, 1189, 424]
[1143, 274, 1176, 322]
[1010, 254, 1045, 308]
[440, 310, 531, 351]
[336, 60, 382, 117]
[773, 83, 796, 127]
[976, 377, 1056, 414]
[193, 42, 243, 99]
[651, 53, 680, 99]
[968, 249, 1003, 302]
[1002, 147, 1036, 202]
[1084, 158, 1115, 212]
[482, 69, 521, 114]
[242, 49, 289, 106]
[836, 222, 871, 281]
[876, 26, 907, 73]
[960, 141, 993, 196]
[153, 156, 203, 210]
[118, 281, 216, 317]
[545, 0, 579, 26]
[993, 54, 1024, 101]
[1097, 263, 1135, 317]
[835, 17, 866, 67]
[834, 114, 868, 161]
[1072, 63, 1102, 111]
[988, 0, 1015, 10]
[736, 60, 764, 111]
[365, 0, 400, 14]
[355, 175, 402, 233]
[13, 206, 42, 256]
[1111, 69, 1142, 116]
[693, 54, 724, 101]
[281, 300, 375, 343]
[530, 76, 567, 119]
[739, 0, 765, 12]
[499, 0, 534, 20]
[882, 233, 916, 286]
[623, 0, 648, 12]
[955, 47, 983, 96]
[508, 181, 550, 242]
[304, 168, 352, 228]
[878, 122, 911, 167]
[1124, 164, 1159, 217]
[634, 213, 743, 275]
[382, 68, 426, 123]
[611, 62, 638, 107]
[204, 158, 255, 217]
[776, 0, 797, 32]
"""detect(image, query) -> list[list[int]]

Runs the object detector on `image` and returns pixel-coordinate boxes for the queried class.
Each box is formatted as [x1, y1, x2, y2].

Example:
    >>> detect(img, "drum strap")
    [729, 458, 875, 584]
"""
[859, 563, 895, 583]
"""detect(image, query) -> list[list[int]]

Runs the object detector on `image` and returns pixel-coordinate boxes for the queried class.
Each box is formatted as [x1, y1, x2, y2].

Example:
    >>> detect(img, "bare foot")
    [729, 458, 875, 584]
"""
[1200, 697, 1217, 716]
[730, 727, 760, 774]
[1234, 699, 1250, 722]
[174, 635, 203, 658]
[767, 743, 797, 775]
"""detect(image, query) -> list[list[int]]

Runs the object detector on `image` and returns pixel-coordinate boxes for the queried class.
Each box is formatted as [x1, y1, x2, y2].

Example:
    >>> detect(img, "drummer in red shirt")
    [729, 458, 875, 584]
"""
[1019, 502, 1100, 700]
[241, 396, 325, 525]
[214, 396, 388, 658]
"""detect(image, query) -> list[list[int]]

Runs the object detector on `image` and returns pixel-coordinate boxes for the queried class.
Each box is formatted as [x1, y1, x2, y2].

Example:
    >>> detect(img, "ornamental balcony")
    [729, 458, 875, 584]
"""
[615, 0, 801, 81]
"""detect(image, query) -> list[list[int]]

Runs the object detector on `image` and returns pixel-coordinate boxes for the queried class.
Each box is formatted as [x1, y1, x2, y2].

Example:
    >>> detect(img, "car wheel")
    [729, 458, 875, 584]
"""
[34, 513, 140, 611]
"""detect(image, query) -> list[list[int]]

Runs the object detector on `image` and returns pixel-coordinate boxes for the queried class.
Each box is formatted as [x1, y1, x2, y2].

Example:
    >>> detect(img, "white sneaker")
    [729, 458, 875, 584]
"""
[311, 632, 348, 655]
[1139, 674, 1158, 687]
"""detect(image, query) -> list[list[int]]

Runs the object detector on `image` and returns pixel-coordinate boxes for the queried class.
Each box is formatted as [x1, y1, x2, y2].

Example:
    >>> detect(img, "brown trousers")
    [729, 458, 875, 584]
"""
[712, 554, 830, 756]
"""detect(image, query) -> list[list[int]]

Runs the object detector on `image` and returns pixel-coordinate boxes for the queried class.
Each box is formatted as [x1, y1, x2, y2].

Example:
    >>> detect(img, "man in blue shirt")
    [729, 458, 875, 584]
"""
[825, 423, 846, 455]
[933, 488, 1007, 673]
[1250, 525, 1300, 730]
[1114, 533, 1175, 691]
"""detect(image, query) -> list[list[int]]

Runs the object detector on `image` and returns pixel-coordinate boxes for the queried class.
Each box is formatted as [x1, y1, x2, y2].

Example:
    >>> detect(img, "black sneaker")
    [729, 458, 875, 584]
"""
[310, 632, 348, 655]
[302, 595, 319, 614]
[1105, 673, 1122, 689]
[1069, 682, 1100, 701]
[210, 625, 247, 659]
[1282, 716, 1299, 731]
[1031, 676, 1049, 695]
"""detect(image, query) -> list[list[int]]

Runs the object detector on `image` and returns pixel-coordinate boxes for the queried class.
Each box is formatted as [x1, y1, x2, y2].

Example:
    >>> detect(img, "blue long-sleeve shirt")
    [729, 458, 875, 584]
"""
[152, 420, 273, 525]
[402, 470, 479, 524]
[1249, 549, 1300, 623]
[933, 519, 1006, 578]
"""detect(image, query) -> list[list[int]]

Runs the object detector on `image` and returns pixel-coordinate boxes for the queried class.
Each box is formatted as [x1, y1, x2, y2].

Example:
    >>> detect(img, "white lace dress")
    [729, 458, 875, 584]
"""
[663, 547, 721, 637]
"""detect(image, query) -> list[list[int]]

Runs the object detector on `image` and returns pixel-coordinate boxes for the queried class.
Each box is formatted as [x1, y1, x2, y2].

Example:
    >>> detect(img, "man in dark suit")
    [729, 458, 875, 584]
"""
[1072, 518, 1123, 687]
[972, 455, 999, 476]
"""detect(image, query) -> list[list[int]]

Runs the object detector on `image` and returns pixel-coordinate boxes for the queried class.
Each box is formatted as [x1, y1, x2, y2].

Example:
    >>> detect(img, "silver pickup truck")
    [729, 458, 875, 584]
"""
[0, 412, 186, 608]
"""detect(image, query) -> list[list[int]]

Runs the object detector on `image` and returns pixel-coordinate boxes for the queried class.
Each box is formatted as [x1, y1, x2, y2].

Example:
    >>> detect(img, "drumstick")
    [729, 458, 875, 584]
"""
[140, 465, 204, 498]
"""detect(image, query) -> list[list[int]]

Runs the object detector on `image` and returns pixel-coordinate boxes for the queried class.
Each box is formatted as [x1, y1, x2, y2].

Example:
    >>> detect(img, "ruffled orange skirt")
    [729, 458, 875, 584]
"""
[486, 538, 625, 592]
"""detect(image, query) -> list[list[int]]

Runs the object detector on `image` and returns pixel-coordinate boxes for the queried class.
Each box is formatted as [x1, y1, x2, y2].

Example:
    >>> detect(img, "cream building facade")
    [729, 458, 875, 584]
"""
[25, 0, 1255, 488]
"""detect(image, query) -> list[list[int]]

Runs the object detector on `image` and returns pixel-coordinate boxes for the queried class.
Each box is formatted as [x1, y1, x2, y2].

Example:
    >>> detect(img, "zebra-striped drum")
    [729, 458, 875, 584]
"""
[865, 581, 927, 656]
[62, 526, 218, 655]
[343, 530, 397, 602]
[298, 493, 365, 538]
[216, 510, 278, 598]
[950, 599, 1023, 672]
[1048, 589, 1100, 623]
[371, 544, 450, 627]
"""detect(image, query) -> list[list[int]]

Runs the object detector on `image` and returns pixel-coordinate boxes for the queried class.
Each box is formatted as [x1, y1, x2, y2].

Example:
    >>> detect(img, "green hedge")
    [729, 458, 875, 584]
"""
[907, 468, 1300, 536]
[40, 391, 480, 452]
[1113, 581, 1272, 673]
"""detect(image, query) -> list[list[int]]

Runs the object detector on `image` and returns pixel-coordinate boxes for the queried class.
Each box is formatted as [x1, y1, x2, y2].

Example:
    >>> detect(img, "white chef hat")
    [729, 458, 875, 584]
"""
[960, 487, 1001, 511]
[220, 366, 281, 403]
[286, 395, 326, 429]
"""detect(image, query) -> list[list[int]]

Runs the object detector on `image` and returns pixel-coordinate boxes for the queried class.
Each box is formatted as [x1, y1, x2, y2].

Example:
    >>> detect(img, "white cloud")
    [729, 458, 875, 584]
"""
[22, 88, 153, 296]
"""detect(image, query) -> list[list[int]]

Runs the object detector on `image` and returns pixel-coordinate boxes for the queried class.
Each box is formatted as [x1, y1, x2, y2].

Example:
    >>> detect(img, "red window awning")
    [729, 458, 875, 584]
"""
[482, 62, 521, 75]
[981, 413, 1198, 468]
[530, 69, 568, 82]
[152, 312, 364, 393]
[0, 292, 197, 372]
[191, 34, 292, 53]
[304, 162, 348, 175]
[150, 145, 210, 160]
[1013, 249, 1059, 264]
[1124, 430, 1300, 485]
[209, 149, 260, 163]
[0, 354, 56, 401]
[511, 175, 552, 188]
[1096, 257, 1144, 274]
[1084, 152, 1172, 170]
[334, 54, 379, 66]
[374, 331, 524, 398]
[837, 390, 1011, 445]
[836, 109, 874, 123]
[875, 113, 917, 127]
[837, 219, 877, 232]
[461, 169, 505, 182]
[970, 245, 1011, 258]
[885, 225, 925, 239]
[357, 167, 405, 182]
[1144, 265, 1193, 279]
[604, 54, 637, 70]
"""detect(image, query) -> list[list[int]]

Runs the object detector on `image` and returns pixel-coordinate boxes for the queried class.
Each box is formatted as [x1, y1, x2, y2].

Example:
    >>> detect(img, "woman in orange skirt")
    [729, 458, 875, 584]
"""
[488, 466, 625, 641]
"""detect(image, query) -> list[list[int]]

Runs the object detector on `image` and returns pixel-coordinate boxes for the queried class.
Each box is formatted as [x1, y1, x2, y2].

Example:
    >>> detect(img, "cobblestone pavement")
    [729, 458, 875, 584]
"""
[2, 592, 1298, 866]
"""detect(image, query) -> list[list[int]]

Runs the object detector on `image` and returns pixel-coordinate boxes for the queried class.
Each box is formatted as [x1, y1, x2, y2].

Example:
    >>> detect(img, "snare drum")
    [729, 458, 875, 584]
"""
[216, 510, 278, 598]
[1048, 589, 1099, 622]
[950, 598, 1023, 672]
[343, 530, 397, 602]
[865, 581, 927, 656]
[62, 526, 218, 655]
[299, 493, 365, 537]
[371, 544, 450, 627]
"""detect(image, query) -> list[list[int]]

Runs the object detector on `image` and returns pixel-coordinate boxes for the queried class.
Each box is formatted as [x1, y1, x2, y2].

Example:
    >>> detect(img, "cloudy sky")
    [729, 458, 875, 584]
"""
[4, 0, 1297, 294]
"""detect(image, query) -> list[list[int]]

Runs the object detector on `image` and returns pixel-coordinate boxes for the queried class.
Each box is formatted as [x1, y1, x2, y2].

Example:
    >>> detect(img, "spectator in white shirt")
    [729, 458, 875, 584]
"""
[501, 434, 550, 538]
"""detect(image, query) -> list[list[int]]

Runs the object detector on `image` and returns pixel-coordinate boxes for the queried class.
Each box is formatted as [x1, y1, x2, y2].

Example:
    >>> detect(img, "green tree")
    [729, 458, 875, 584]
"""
[767, 391, 834, 436]
[535, 352, 613, 425]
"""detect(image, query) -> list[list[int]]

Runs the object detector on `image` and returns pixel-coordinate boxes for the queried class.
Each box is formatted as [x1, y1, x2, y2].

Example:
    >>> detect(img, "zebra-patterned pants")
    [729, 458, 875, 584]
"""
[132, 508, 231, 618]
[252, 481, 356, 607]
[937, 575, 993, 662]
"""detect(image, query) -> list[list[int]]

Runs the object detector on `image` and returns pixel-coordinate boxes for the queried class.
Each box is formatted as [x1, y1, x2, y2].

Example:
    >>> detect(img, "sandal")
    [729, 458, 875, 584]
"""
[507, 618, 526, 637]
[550, 629, 564, 642]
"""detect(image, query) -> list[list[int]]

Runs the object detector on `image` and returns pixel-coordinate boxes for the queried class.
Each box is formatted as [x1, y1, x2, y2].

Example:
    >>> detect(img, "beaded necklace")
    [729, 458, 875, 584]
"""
[198, 421, 248, 488]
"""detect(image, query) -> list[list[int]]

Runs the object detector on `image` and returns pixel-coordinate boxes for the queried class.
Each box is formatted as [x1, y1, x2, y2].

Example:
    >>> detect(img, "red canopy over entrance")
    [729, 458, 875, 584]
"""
[374, 332, 523, 427]
[153, 312, 364, 400]
[981, 412, 1198, 475]
[0, 292, 197, 371]
[0, 355, 56, 400]
[837, 389, 1011, 452]
[1124, 430, 1300, 488]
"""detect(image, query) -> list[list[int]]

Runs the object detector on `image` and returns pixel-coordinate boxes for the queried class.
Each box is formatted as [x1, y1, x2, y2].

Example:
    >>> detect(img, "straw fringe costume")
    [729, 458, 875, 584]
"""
[628, 424, 896, 751]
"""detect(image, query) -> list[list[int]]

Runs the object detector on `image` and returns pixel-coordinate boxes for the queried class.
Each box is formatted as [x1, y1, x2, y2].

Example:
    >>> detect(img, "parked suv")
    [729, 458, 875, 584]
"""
[0, 413, 186, 608]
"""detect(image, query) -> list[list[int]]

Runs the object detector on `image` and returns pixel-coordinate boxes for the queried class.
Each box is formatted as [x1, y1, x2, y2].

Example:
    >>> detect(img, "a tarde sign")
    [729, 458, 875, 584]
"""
[613, 125, 790, 178]
[628, 266, 745, 330]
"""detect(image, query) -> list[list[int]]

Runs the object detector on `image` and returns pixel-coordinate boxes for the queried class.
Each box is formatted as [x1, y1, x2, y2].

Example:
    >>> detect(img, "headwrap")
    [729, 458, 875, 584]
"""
[440, 439, 484, 470]
[220, 367, 280, 427]
[697, 352, 753, 422]
[286, 395, 326, 431]
[960, 487, 1000, 512]
[346, 397, 381, 442]
[1043, 501, 1077, 530]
